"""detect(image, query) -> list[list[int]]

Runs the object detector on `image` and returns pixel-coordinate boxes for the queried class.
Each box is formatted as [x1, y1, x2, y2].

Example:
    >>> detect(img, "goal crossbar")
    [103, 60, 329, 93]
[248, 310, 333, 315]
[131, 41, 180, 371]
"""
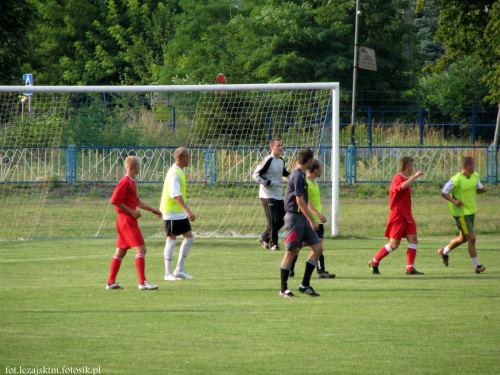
[0, 83, 339, 93]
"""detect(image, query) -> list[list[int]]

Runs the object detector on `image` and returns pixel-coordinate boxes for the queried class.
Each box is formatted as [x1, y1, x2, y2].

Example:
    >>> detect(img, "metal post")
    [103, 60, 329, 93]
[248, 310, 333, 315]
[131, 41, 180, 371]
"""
[489, 145, 493, 186]
[472, 107, 477, 144]
[213, 148, 217, 184]
[492, 104, 500, 148]
[65, 146, 70, 183]
[492, 105, 500, 185]
[350, 0, 360, 146]
[331, 87, 340, 236]
[367, 106, 372, 147]
[204, 147, 209, 183]
[172, 106, 176, 131]
[419, 107, 424, 146]
[209, 145, 213, 187]
[68, 145, 75, 186]
[348, 144, 354, 186]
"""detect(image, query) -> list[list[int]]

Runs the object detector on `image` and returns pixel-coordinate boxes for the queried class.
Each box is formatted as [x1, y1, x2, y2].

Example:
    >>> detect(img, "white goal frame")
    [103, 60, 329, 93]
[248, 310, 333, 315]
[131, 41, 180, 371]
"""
[0, 83, 340, 236]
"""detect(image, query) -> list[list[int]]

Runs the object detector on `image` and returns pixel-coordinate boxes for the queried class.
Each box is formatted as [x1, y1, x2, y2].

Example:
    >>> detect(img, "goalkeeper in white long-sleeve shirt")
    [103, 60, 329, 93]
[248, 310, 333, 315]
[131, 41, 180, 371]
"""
[252, 138, 290, 251]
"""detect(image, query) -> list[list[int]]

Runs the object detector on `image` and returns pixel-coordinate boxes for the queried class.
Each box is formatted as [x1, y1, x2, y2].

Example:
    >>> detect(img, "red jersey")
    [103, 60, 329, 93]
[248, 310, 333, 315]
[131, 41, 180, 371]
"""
[388, 173, 413, 221]
[111, 175, 139, 215]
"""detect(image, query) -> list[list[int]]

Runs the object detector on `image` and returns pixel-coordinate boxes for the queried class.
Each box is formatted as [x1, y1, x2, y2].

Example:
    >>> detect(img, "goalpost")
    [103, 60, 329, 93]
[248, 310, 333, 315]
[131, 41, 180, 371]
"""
[0, 83, 339, 240]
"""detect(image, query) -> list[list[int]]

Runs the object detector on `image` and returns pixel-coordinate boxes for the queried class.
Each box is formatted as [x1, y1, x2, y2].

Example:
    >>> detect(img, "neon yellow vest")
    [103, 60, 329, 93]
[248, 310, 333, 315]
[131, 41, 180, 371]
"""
[160, 166, 186, 214]
[448, 172, 479, 217]
[306, 178, 321, 223]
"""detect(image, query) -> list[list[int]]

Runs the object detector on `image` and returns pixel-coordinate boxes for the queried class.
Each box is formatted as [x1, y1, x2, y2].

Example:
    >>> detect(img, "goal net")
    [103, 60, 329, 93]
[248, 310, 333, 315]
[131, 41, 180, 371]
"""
[0, 83, 339, 240]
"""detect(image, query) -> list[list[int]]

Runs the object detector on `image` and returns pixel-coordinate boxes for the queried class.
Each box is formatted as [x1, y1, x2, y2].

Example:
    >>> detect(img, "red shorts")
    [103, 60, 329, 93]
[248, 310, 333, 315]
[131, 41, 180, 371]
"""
[116, 214, 145, 249]
[385, 214, 417, 240]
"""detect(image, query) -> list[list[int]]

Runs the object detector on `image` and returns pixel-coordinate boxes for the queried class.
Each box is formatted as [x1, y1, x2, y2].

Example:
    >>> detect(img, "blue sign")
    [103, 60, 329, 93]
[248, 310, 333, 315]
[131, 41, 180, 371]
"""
[23, 74, 33, 96]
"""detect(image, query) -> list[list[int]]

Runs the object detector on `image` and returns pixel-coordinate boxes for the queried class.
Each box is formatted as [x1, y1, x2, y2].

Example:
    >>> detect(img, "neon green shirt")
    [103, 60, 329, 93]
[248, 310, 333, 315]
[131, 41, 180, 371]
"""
[160, 165, 187, 214]
[448, 172, 480, 217]
[306, 178, 321, 223]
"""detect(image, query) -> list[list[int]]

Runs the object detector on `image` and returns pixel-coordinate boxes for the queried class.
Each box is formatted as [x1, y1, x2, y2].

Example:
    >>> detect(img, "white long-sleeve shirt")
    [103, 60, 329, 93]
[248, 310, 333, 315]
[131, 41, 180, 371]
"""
[252, 154, 290, 200]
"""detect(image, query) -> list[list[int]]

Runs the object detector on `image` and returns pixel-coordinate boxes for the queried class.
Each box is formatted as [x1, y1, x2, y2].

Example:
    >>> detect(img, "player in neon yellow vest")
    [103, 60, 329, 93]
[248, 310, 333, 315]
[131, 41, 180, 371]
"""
[438, 156, 488, 274]
[160, 147, 196, 280]
[289, 160, 335, 279]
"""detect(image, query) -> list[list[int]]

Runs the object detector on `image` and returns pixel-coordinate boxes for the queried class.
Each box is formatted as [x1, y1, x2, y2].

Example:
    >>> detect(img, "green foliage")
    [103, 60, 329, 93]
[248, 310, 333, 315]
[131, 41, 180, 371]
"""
[18, 0, 419, 99]
[354, 0, 415, 94]
[191, 92, 268, 146]
[65, 94, 144, 146]
[159, 0, 242, 84]
[415, 57, 490, 119]
[421, 0, 500, 105]
[0, 0, 36, 84]
[413, 0, 445, 68]
[25, 0, 177, 85]
[7, 111, 64, 147]
[8, 0, 498, 116]
[483, 2, 500, 104]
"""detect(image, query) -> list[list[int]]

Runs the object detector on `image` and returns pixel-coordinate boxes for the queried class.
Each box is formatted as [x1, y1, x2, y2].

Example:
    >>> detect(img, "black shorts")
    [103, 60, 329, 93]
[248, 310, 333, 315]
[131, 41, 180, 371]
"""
[316, 223, 324, 239]
[164, 218, 192, 236]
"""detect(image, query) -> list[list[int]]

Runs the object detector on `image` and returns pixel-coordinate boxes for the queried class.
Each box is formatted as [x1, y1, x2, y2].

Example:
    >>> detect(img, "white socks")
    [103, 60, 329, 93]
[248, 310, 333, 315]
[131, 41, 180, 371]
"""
[443, 246, 451, 255]
[176, 238, 194, 272]
[164, 239, 177, 275]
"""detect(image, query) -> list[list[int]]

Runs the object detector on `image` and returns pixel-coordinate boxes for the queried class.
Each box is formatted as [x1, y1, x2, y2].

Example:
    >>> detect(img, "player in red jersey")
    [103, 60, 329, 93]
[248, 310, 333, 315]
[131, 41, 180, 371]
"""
[106, 156, 162, 290]
[369, 156, 425, 275]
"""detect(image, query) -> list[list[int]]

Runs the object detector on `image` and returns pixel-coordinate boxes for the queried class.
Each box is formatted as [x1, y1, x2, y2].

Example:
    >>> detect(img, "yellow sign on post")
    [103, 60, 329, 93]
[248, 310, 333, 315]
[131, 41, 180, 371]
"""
[358, 47, 377, 71]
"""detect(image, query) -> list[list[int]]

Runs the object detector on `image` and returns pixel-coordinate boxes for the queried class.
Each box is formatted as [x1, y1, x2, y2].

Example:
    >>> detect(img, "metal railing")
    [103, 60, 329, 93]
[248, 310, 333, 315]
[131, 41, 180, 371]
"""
[1, 145, 498, 186]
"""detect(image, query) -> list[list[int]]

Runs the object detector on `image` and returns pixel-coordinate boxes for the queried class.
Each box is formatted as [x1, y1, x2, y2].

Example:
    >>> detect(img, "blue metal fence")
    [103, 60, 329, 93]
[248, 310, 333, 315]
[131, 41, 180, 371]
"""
[339, 107, 498, 146]
[0, 145, 498, 186]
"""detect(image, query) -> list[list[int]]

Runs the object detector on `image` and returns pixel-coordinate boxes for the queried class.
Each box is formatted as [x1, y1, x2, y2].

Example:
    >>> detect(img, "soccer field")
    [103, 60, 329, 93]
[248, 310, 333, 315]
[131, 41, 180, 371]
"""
[1, 237, 499, 375]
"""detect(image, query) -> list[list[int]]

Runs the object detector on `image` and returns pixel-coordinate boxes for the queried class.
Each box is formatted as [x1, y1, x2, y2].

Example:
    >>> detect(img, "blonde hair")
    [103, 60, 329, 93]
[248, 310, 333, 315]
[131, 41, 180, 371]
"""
[174, 147, 190, 161]
[398, 156, 413, 173]
[124, 156, 139, 170]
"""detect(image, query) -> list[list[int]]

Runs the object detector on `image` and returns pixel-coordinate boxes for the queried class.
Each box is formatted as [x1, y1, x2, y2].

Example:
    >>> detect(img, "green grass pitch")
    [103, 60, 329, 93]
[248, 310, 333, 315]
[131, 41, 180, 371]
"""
[1, 237, 499, 374]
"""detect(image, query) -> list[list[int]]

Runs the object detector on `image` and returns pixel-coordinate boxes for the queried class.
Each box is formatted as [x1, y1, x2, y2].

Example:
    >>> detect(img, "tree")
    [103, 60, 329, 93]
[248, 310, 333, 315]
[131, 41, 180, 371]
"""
[415, 57, 490, 120]
[24, 0, 176, 85]
[80, 0, 177, 84]
[157, 0, 419, 101]
[0, 0, 36, 84]
[354, 0, 416, 96]
[413, 0, 445, 68]
[24, 0, 108, 84]
[158, 0, 244, 84]
[417, 0, 499, 104]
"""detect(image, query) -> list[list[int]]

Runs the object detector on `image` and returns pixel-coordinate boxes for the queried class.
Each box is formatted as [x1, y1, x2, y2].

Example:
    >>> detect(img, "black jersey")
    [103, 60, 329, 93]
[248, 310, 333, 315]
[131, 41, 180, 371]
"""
[284, 168, 308, 213]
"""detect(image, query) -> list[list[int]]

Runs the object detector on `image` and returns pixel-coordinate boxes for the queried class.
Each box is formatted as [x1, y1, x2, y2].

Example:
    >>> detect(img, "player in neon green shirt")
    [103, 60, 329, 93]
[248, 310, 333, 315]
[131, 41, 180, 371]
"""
[160, 147, 196, 280]
[290, 159, 335, 279]
[438, 157, 488, 274]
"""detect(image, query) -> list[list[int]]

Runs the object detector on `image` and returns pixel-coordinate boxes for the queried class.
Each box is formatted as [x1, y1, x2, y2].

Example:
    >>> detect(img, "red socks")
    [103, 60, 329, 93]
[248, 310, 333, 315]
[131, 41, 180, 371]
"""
[107, 256, 122, 285]
[371, 244, 418, 271]
[135, 253, 146, 285]
[371, 244, 392, 265]
[406, 245, 417, 271]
